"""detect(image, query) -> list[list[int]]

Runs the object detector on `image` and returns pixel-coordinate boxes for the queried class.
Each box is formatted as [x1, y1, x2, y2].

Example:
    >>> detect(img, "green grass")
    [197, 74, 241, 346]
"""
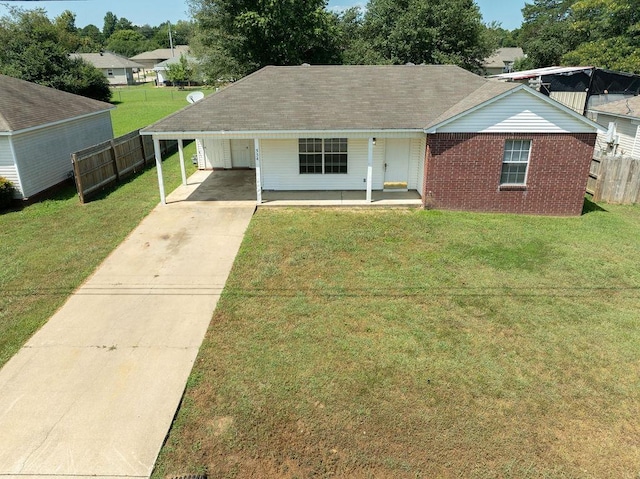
[110, 83, 213, 136]
[153, 203, 640, 479]
[0, 89, 196, 367]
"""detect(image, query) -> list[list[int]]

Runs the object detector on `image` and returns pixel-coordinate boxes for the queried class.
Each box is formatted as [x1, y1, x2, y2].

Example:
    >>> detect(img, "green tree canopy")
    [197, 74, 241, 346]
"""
[518, 0, 578, 68]
[105, 29, 149, 57]
[188, 0, 341, 82]
[342, 0, 493, 73]
[165, 54, 195, 87]
[0, 7, 110, 102]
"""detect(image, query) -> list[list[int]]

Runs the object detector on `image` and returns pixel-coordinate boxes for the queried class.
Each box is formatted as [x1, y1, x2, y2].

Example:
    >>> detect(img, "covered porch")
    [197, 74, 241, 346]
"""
[165, 169, 422, 207]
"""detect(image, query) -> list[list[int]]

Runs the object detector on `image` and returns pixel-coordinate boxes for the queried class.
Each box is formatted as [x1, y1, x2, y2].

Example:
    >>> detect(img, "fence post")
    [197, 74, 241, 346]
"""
[71, 153, 85, 204]
[593, 155, 606, 203]
[110, 139, 119, 181]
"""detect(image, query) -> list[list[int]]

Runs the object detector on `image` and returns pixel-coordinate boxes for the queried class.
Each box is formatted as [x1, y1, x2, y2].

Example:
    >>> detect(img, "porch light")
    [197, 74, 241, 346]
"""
[373, 138, 376, 145]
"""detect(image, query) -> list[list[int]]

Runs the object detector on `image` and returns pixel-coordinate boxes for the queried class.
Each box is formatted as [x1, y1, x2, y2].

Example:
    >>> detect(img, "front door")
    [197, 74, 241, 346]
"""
[384, 139, 410, 189]
[231, 139, 253, 168]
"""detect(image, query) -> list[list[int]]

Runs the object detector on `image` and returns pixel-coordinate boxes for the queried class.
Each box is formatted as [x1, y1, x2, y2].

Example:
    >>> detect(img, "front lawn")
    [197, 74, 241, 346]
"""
[153, 204, 640, 478]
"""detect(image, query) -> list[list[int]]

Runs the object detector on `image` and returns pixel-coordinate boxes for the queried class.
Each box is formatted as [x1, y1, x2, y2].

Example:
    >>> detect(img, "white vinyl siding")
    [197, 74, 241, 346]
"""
[0, 137, 22, 197]
[103, 68, 134, 85]
[259, 136, 423, 191]
[408, 137, 425, 191]
[439, 89, 596, 134]
[261, 138, 373, 190]
[594, 113, 639, 158]
[633, 125, 640, 158]
[12, 112, 113, 198]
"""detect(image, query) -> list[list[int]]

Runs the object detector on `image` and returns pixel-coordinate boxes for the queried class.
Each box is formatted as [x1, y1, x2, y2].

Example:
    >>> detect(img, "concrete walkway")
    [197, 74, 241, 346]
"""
[0, 175, 255, 479]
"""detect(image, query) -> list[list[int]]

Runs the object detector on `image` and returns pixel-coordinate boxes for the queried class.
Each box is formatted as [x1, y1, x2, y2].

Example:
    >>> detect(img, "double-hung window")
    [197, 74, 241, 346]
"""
[500, 139, 531, 185]
[299, 138, 347, 174]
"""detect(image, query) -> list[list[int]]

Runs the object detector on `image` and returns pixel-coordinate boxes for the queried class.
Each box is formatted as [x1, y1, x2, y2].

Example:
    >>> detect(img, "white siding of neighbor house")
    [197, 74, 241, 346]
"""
[259, 137, 422, 191]
[439, 89, 596, 134]
[593, 113, 640, 158]
[12, 112, 113, 198]
[104, 68, 133, 85]
[0, 137, 22, 197]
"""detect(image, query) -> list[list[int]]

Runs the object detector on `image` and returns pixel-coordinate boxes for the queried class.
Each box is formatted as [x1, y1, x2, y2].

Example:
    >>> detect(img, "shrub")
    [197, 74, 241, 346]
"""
[0, 177, 15, 210]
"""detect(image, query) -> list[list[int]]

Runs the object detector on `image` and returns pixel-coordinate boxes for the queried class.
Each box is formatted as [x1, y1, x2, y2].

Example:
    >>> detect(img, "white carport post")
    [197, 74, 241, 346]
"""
[366, 137, 374, 203]
[178, 139, 187, 186]
[153, 137, 166, 205]
[254, 138, 262, 204]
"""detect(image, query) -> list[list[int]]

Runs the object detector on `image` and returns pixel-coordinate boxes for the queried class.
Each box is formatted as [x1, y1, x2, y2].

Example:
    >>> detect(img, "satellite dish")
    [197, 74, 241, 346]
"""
[186, 91, 205, 104]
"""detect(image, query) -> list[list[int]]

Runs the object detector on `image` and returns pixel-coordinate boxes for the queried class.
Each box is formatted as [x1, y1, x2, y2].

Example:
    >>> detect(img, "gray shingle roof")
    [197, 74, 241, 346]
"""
[130, 46, 190, 62]
[142, 65, 519, 134]
[483, 48, 525, 68]
[0, 75, 114, 132]
[72, 52, 143, 69]
[591, 95, 640, 119]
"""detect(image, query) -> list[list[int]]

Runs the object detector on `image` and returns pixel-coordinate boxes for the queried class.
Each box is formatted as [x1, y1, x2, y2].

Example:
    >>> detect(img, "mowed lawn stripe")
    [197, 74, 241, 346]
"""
[153, 205, 640, 479]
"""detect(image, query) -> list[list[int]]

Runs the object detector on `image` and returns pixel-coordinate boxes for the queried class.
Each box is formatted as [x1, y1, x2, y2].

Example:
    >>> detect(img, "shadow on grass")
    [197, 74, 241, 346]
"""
[583, 196, 607, 215]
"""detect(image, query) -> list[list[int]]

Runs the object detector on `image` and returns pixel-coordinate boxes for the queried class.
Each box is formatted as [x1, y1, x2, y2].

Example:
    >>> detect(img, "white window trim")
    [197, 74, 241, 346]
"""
[298, 138, 348, 175]
[500, 139, 531, 186]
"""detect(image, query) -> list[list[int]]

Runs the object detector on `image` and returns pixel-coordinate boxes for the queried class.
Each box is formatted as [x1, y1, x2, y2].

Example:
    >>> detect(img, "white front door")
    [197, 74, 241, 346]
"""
[231, 139, 254, 168]
[384, 139, 410, 189]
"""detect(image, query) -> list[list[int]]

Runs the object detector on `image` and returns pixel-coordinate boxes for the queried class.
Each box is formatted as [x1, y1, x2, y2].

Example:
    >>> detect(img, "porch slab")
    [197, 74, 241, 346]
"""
[166, 169, 423, 207]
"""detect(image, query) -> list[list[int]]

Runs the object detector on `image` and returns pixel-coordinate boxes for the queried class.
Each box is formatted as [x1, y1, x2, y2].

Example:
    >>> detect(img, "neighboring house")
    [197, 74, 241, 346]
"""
[153, 54, 200, 86]
[0, 75, 114, 199]
[483, 48, 525, 76]
[491, 66, 640, 115]
[589, 96, 640, 158]
[130, 46, 190, 71]
[72, 52, 143, 85]
[142, 65, 601, 216]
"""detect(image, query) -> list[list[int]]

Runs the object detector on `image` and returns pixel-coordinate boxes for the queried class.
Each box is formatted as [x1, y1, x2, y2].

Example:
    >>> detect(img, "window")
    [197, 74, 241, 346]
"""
[107, 69, 114, 76]
[500, 139, 531, 185]
[299, 138, 347, 174]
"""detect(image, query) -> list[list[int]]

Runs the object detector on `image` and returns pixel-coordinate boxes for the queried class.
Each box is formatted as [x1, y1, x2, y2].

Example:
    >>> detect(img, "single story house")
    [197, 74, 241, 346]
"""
[142, 64, 602, 216]
[589, 95, 640, 158]
[482, 48, 525, 76]
[153, 54, 200, 86]
[0, 75, 114, 199]
[72, 52, 143, 85]
[130, 46, 190, 71]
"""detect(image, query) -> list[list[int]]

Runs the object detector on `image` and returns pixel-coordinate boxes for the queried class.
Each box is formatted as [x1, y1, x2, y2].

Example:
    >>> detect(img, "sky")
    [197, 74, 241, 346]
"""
[0, 0, 527, 31]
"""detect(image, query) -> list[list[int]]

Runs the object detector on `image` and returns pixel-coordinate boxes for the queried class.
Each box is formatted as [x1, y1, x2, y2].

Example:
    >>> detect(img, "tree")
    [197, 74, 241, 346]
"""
[105, 29, 149, 57]
[352, 0, 493, 72]
[518, 0, 578, 67]
[188, 0, 341, 82]
[103, 11, 117, 38]
[166, 54, 195, 87]
[561, 0, 640, 72]
[0, 7, 110, 102]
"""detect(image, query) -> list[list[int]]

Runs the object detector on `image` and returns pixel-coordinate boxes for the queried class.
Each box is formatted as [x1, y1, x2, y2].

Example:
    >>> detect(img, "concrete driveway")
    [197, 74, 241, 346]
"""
[0, 174, 255, 479]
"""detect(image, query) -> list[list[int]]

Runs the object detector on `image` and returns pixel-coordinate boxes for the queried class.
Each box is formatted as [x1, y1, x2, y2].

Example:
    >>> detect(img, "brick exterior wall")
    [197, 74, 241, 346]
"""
[422, 133, 597, 216]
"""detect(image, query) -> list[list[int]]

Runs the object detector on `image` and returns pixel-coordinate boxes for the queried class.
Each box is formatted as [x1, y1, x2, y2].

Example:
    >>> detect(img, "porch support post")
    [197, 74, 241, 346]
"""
[254, 138, 262, 204]
[153, 138, 166, 205]
[366, 137, 374, 203]
[178, 139, 187, 186]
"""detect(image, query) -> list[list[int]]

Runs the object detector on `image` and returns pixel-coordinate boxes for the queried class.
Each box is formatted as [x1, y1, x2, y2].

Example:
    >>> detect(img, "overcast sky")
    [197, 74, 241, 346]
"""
[0, 0, 526, 31]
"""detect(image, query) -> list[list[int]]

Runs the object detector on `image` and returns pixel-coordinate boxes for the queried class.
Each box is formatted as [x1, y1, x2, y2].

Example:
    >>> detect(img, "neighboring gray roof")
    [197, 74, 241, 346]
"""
[483, 48, 525, 68]
[591, 95, 640, 119]
[0, 74, 114, 132]
[131, 45, 190, 62]
[153, 55, 199, 70]
[72, 52, 143, 69]
[143, 65, 519, 134]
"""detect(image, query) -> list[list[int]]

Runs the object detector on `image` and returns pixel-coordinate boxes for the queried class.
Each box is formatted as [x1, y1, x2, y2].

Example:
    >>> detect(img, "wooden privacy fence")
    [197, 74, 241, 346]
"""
[587, 151, 640, 204]
[72, 130, 175, 203]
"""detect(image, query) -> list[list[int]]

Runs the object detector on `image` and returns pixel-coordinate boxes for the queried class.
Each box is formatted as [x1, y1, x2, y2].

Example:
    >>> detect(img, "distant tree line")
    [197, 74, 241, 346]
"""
[2, 0, 639, 102]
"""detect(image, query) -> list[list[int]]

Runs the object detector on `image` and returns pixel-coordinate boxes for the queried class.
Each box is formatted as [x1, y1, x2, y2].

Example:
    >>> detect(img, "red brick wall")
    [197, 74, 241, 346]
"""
[422, 133, 597, 216]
